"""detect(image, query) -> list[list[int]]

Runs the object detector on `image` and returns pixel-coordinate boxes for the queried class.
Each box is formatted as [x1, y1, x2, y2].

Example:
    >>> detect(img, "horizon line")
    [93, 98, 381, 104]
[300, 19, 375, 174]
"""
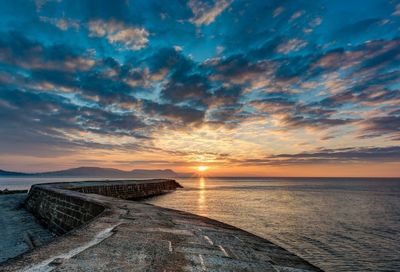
[1, 167, 399, 179]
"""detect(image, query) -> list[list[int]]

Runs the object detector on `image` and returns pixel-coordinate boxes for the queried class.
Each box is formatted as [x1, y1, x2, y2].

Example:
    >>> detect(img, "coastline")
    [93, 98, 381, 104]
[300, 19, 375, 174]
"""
[0, 189, 29, 194]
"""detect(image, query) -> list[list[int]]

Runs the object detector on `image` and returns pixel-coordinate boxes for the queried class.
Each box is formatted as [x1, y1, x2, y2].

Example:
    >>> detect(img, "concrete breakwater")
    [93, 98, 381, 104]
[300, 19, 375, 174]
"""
[1, 179, 323, 271]
[24, 179, 181, 235]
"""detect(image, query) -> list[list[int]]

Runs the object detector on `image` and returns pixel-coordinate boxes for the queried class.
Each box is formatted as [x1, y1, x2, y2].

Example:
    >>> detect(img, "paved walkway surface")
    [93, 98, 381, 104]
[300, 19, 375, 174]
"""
[0, 194, 54, 263]
[1, 181, 323, 272]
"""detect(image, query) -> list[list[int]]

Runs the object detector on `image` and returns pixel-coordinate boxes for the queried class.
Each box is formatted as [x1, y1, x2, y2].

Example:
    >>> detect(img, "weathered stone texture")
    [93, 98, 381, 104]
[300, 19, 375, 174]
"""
[71, 179, 182, 199]
[24, 179, 181, 235]
[25, 187, 104, 235]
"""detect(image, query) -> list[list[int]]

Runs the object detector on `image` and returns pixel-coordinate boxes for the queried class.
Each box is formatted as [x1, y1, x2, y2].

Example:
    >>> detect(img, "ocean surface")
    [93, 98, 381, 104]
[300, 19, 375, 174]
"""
[147, 177, 400, 272]
[1, 177, 400, 271]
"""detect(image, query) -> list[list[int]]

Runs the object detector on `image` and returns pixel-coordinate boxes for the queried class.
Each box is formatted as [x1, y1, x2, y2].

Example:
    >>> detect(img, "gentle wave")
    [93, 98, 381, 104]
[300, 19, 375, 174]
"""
[146, 177, 400, 272]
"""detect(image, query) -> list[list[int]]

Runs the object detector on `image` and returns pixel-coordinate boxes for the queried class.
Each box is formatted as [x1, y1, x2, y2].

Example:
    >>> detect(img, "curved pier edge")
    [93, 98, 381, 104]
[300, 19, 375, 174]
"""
[0, 179, 324, 272]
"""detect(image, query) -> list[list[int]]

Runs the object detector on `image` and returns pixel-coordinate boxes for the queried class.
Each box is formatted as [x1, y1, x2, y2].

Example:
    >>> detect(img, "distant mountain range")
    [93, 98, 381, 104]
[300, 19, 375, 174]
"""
[0, 169, 29, 176]
[0, 167, 191, 178]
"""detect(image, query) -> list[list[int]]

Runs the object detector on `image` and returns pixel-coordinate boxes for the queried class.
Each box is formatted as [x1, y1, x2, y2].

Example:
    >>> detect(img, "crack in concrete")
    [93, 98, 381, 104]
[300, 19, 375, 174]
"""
[22, 223, 121, 272]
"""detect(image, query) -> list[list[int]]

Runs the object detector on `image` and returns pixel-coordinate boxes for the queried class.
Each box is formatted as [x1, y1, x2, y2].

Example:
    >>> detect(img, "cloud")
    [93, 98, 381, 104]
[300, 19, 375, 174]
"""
[216, 45, 224, 55]
[289, 10, 303, 22]
[161, 71, 211, 108]
[360, 113, 400, 139]
[142, 100, 205, 125]
[112, 159, 189, 166]
[35, 0, 61, 12]
[173, 45, 183, 52]
[206, 104, 248, 126]
[0, 1, 399, 171]
[277, 39, 308, 54]
[309, 17, 322, 27]
[275, 54, 315, 79]
[40, 16, 80, 31]
[283, 115, 355, 129]
[0, 32, 95, 72]
[149, 50, 212, 108]
[250, 93, 296, 114]
[207, 54, 274, 84]
[333, 18, 388, 42]
[0, 88, 146, 134]
[146, 48, 193, 73]
[188, 0, 231, 26]
[273, 7, 284, 18]
[88, 19, 149, 50]
[271, 146, 400, 164]
[235, 146, 400, 165]
[357, 40, 400, 71]
[394, 4, 400, 16]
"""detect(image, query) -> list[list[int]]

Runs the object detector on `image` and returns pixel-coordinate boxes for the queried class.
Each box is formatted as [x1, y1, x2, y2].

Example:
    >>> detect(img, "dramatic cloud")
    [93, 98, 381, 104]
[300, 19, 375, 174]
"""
[88, 20, 149, 50]
[0, 0, 398, 174]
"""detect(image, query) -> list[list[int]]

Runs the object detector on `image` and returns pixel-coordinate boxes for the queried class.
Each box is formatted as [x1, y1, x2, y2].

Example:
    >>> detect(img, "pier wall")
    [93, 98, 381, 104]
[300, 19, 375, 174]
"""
[25, 186, 105, 235]
[71, 179, 181, 199]
[25, 179, 181, 235]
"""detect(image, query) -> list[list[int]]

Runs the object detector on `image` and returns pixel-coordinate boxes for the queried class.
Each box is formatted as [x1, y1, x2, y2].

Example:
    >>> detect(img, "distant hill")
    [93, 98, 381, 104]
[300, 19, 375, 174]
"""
[0, 169, 28, 177]
[0, 167, 190, 178]
[40, 167, 129, 177]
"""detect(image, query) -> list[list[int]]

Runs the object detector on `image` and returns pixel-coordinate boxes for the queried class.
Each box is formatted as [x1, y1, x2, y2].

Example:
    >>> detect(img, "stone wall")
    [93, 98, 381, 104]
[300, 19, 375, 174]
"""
[25, 186, 105, 235]
[24, 180, 182, 235]
[71, 179, 182, 199]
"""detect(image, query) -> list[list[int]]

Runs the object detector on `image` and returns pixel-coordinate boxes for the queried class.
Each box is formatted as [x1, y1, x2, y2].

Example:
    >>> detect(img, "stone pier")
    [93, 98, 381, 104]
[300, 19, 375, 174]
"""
[0, 179, 323, 271]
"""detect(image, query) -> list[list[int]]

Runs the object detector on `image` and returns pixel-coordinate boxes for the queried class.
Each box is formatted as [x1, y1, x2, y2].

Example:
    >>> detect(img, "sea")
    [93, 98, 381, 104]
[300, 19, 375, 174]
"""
[1, 177, 400, 271]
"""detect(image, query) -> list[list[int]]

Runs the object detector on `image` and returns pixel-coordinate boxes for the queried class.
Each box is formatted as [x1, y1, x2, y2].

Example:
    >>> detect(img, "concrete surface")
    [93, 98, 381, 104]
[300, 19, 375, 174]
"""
[0, 194, 54, 263]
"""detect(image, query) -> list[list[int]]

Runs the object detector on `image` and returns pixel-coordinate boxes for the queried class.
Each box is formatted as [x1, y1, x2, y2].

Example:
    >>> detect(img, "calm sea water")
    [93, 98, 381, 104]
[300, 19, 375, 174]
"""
[1, 177, 400, 271]
[147, 177, 400, 272]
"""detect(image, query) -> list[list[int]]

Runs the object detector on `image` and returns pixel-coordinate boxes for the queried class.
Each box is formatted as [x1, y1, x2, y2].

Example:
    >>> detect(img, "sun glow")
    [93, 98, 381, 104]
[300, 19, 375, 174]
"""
[197, 165, 208, 172]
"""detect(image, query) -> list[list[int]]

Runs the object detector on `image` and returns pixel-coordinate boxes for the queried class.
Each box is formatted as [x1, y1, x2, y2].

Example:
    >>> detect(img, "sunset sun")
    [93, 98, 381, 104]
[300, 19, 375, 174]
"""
[197, 165, 208, 172]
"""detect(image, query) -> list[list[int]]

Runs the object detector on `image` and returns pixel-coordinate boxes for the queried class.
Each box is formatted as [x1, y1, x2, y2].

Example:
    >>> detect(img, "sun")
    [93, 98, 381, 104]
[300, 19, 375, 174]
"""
[197, 165, 208, 172]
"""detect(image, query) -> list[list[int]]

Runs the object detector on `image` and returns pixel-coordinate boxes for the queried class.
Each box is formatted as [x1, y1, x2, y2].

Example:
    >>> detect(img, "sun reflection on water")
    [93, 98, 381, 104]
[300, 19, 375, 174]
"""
[197, 177, 208, 216]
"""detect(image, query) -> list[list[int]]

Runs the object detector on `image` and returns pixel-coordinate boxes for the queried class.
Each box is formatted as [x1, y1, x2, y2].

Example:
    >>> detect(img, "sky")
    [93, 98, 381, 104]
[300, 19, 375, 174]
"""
[0, 0, 399, 177]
